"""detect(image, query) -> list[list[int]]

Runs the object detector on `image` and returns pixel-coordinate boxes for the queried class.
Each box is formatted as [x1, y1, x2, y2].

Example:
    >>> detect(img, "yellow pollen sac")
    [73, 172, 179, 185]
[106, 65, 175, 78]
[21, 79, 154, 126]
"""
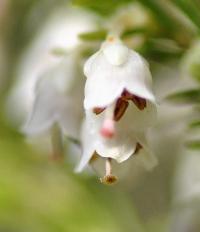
[100, 158, 117, 185]
[100, 175, 118, 185]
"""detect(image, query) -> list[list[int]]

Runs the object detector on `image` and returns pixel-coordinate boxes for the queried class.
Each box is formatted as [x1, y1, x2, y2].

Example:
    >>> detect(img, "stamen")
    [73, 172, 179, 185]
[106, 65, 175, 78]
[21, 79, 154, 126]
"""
[100, 158, 117, 185]
[93, 107, 106, 115]
[114, 98, 129, 121]
[121, 90, 133, 100]
[50, 124, 64, 162]
[121, 89, 147, 110]
[131, 96, 147, 110]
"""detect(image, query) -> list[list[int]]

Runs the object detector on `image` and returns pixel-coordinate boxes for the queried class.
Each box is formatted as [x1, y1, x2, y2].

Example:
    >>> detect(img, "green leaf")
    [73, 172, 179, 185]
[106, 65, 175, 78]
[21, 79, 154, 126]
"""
[79, 29, 107, 41]
[173, 0, 200, 31]
[189, 63, 200, 82]
[79, 27, 150, 42]
[121, 28, 149, 38]
[185, 140, 200, 150]
[139, 0, 178, 30]
[138, 38, 183, 60]
[189, 120, 200, 128]
[167, 89, 200, 104]
[72, 0, 132, 15]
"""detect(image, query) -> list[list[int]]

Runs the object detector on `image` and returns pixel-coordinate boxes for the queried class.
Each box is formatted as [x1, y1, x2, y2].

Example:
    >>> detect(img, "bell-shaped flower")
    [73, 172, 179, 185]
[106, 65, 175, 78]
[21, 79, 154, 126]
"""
[23, 54, 84, 139]
[77, 36, 157, 183]
[6, 7, 97, 127]
[22, 54, 84, 161]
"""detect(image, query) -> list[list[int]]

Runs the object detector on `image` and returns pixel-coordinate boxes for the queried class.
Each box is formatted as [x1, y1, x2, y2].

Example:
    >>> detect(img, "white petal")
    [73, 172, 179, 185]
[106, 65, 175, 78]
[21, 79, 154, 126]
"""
[102, 43, 129, 66]
[84, 47, 156, 109]
[95, 132, 137, 163]
[124, 50, 156, 103]
[35, 56, 76, 94]
[79, 111, 137, 164]
[7, 7, 97, 126]
[23, 57, 84, 138]
[75, 119, 96, 172]
[83, 51, 100, 77]
[84, 51, 125, 109]
[22, 90, 58, 135]
[57, 98, 83, 139]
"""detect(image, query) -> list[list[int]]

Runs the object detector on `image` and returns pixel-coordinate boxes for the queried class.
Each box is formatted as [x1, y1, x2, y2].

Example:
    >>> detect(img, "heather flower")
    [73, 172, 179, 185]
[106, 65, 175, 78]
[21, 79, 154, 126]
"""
[77, 35, 157, 183]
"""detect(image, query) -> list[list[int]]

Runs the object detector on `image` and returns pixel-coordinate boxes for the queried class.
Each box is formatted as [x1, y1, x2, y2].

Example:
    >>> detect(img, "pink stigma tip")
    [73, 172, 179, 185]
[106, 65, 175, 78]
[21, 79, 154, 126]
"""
[100, 119, 115, 138]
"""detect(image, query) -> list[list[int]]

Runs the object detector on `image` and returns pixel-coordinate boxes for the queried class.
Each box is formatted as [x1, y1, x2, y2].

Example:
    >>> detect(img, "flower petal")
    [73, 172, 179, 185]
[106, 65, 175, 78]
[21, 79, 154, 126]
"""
[22, 90, 58, 135]
[95, 132, 137, 163]
[102, 43, 129, 66]
[124, 51, 156, 103]
[75, 119, 96, 172]
[84, 51, 126, 109]
[84, 48, 156, 109]
[23, 57, 84, 138]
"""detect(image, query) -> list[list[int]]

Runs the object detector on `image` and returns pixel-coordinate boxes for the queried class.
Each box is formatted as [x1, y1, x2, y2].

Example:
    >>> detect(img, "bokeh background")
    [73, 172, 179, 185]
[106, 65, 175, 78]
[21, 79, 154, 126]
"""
[0, 0, 200, 231]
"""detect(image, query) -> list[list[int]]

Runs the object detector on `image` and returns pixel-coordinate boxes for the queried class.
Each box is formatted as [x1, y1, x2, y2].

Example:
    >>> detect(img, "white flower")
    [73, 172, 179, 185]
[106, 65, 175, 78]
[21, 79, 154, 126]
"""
[23, 54, 84, 139]
[77, 35, 157, 182]
[6, 7, 97, 126]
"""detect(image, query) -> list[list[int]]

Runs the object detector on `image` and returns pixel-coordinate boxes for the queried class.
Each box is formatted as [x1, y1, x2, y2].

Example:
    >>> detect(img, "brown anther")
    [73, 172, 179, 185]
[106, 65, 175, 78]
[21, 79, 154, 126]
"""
[93, 107, 106, 115]
[121, 89, 134, 100]
[100, 175, 118, 185]
[131, 96, 146, 110]
[135, 143, 143, 155]
[89, 151, 99, 164]
[121, 89, 147, 110]
[114, 98, 129, 121]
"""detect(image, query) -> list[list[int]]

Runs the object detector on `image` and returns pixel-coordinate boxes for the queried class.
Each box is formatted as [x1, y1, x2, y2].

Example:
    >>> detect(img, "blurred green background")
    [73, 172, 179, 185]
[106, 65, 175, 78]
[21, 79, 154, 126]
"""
[0, 0, 200, 231]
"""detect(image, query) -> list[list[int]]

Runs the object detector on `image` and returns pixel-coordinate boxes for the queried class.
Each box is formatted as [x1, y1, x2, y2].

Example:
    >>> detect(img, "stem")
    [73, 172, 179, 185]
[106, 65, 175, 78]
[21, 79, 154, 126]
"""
[51, 124, 64, 161]
[105, 158, 112, 176]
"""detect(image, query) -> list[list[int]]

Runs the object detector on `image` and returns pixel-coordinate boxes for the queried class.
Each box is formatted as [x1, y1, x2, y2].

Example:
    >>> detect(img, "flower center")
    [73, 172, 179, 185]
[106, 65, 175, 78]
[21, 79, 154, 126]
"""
[93, 89, 147, 121]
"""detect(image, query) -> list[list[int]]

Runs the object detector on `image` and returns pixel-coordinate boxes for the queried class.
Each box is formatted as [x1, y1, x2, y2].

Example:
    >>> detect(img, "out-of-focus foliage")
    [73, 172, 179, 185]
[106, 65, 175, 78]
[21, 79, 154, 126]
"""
[72, 0, 132, 15]
[167, 89, 200, 104]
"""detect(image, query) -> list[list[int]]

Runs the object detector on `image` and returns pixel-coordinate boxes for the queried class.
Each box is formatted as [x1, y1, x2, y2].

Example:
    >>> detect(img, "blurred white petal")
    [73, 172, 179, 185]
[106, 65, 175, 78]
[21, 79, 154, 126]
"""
[6, 7, 97, 126]
[23, 56, 84, 139]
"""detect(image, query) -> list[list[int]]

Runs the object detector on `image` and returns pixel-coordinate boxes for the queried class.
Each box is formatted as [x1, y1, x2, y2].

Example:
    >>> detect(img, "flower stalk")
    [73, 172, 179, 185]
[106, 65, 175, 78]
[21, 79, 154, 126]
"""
[50, 124, 64, 161]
